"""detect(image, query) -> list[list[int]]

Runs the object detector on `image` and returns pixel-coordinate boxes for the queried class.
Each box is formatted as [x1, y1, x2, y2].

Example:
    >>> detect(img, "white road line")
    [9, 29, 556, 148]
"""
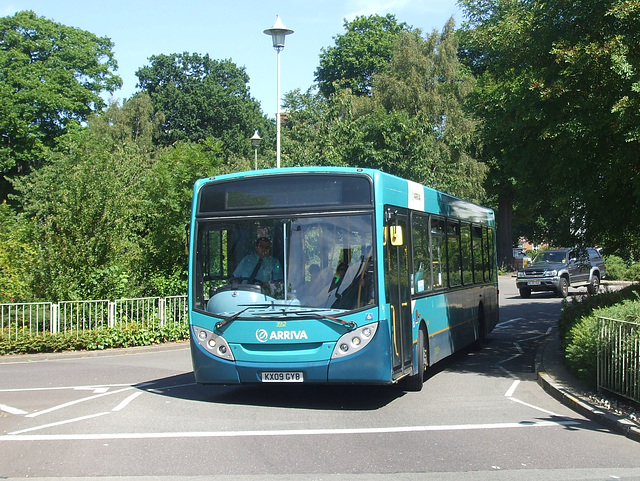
[0, 403, 28, 415]
[8, 412, 111, 435]
[25, 386, 133, 418]
[520, 326, 553, 342]
[496, 318, 524, 328]
[112, 392, 143, 412]
[509, 396, 563, 417]
[0, 383, 135, 393]
[504, 380, 520, 397]
[0, 419, 581, 441]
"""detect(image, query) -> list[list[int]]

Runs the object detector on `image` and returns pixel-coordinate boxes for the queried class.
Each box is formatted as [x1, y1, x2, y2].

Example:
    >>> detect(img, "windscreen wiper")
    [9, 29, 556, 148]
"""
[295, 312, 356, 329]
[214, 307, 251, 330]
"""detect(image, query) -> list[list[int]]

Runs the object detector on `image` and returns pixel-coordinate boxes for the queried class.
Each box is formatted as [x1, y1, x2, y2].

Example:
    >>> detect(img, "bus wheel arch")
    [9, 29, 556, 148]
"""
[404, 324, 428, 392]
[470, 302, 485, 351]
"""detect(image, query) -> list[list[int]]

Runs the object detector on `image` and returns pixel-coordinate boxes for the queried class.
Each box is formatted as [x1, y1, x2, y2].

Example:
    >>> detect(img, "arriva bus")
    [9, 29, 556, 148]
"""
[188, 167, 498, 391]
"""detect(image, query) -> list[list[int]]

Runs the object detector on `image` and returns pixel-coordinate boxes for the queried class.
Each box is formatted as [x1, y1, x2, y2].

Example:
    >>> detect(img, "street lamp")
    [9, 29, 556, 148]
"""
[264, 15, 293, 169]
[250, 130, 261, 170]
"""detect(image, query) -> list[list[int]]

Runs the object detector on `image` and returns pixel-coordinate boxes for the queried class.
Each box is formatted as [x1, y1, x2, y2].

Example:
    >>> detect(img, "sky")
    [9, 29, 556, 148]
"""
[2, 0, 463, 118]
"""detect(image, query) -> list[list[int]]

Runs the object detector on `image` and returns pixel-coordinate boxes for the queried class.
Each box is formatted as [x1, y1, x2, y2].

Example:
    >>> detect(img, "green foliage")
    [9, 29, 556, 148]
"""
[0, 324, 189, 355]
[0, 10, 121, 199]
[0, 201, 35, 301]
[604, 255, 640, 281]
[459, 0, 640, 253]
[315, 14, 412, 97]
[605, 255, 628, 281]
[285, 19, 487, 203]
[136, 52, 273, 159]
[559, 285, 640, 387]
[11, 123, 149, 301]
[139, 139, 224, 295]
[564, 315, 599, 388]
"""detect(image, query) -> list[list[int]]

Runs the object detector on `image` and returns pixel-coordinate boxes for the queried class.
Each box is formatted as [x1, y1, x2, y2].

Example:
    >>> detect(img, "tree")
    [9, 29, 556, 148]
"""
[286, 19, 487, 203]
[460, 0, 640, 261]
[0, 10, 122, 201]
[140, 139, 224, 296]
[135, 52, 273, 159]
[315, 14, 412, 97]
[12, 123, 149, 300]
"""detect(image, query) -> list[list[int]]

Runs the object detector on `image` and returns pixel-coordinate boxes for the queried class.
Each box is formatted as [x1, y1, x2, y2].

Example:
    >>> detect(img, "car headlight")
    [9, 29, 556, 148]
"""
[543, 269, 558, 276]
[517, 271, 525, 278]
[331, 323, 378, 359]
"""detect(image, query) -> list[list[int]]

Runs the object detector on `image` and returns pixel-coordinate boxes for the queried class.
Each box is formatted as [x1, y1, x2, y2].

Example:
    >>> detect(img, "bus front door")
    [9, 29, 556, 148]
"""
[385, 207, 413, 380]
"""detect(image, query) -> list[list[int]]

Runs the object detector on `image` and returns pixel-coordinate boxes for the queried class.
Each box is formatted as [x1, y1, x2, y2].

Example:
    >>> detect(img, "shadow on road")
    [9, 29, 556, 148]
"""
[135, 372, 405, 410]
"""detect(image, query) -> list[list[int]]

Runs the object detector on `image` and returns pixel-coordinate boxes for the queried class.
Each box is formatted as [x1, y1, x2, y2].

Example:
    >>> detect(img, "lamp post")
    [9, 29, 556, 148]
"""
[250, 130, 261, 170]
[264, 15, 293, 169]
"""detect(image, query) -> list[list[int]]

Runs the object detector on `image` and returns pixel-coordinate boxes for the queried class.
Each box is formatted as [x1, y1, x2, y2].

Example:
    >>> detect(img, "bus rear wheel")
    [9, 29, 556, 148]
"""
[404, 328, 426, 392]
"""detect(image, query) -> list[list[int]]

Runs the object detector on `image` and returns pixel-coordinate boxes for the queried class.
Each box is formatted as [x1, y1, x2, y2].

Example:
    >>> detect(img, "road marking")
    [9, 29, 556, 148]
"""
[509, 396, 562, 417]
[0, 403, 28, 415]
[504, 380, 520, 397]
[0, 383, 134, 393]
[25, 387, 133, 418]
[496, 318, 524, 328]
[112, 392, 143, 412]
[8, 412, 111, 435]
[0, 419, 581, 441]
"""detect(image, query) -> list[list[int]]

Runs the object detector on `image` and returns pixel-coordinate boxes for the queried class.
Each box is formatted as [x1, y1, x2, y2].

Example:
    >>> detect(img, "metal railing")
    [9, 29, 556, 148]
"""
[1, 296, 188, 340]
[597, 316, 640, 404]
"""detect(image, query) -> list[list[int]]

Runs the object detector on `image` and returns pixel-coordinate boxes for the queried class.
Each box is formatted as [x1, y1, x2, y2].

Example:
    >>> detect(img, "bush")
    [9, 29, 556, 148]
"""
[604, 255, 627, 281]
[561, 287, 640, 388]
[0, 324, 189, 355]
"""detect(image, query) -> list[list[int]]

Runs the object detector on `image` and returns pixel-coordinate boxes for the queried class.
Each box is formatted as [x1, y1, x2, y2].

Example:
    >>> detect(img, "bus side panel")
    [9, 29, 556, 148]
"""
[327, 321, 392, 383]
[415, 288, 491, 366]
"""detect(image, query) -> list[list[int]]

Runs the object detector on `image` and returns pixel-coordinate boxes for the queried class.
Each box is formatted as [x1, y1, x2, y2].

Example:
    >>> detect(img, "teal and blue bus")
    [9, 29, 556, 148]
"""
[188, 167, 498, 390]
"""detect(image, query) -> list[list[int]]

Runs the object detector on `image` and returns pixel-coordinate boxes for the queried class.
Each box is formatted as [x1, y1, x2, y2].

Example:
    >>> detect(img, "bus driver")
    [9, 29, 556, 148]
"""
[233, 236, 283, 286]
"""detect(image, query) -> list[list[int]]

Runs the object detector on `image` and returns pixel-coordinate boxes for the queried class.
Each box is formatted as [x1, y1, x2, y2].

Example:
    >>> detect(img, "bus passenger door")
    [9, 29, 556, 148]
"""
[384, 207, 413, 379]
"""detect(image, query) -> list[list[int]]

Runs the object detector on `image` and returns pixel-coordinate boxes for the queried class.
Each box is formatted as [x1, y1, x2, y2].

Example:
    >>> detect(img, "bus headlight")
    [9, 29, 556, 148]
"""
[331, 322, 378, 359]
[193, 326, 234, 361]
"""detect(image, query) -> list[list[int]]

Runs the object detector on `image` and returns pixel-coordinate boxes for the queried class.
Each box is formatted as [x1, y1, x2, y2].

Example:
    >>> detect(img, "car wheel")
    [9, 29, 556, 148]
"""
[519, 287, 531, 298]
[557, 277, 569, 298]
[587, 274, 600, 295]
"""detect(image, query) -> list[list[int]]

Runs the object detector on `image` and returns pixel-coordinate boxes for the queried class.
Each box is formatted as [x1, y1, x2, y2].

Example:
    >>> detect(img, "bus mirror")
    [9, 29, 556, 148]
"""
[390, 226, 403, 246]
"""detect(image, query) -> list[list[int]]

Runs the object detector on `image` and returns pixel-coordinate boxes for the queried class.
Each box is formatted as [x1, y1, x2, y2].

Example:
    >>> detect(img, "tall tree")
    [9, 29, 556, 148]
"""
[0, 10, 121, 200]
[315, 14, 412, 97]
[135, 53, 273, 159]
[460, 0, 640, 261]
[284, 20, 487, 203]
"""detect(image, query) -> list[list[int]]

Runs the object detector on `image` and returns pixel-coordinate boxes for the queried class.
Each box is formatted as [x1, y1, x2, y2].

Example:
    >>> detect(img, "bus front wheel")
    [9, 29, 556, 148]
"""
[404, 328, 426, 392]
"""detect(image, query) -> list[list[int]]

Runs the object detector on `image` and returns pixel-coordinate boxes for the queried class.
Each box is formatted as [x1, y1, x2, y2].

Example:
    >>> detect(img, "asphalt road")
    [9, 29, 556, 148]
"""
[1, 276, 639, 480]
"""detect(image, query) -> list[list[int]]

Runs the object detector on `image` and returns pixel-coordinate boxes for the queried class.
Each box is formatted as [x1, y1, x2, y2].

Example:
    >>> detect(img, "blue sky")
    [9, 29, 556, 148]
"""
[2, 0, 462, 118]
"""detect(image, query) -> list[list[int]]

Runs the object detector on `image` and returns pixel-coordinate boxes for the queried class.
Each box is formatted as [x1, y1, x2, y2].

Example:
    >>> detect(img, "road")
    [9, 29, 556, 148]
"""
[1, 276, 639, 480]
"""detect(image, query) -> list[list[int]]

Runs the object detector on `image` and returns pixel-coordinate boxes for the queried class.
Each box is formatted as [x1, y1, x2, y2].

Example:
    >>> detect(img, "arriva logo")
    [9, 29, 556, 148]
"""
[255, 329, 308, 343]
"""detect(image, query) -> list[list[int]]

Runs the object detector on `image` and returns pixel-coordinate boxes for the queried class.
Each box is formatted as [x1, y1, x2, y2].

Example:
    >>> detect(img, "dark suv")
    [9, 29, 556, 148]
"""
[516, 247, 606, 298]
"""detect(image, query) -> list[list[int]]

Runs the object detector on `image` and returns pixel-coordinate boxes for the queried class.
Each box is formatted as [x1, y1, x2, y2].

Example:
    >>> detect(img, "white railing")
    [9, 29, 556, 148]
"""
[597, 316, 640, 404]
[1, 296, 188, 340]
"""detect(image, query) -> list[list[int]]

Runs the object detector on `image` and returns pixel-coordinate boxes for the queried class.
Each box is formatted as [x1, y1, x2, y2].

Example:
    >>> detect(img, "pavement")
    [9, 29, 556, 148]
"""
[535, 328, 640, 443]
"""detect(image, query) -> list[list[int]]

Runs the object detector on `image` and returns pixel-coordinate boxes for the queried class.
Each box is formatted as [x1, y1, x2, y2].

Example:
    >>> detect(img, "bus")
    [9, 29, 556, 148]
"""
[188, 167, 498, 391]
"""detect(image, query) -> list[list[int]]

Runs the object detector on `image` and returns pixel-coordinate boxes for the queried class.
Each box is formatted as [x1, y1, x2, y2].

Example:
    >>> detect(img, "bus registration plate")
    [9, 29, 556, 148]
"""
[261, 372, 304, 382]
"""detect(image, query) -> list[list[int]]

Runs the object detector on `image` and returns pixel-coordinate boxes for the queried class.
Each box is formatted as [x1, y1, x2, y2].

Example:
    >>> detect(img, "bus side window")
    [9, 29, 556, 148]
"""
[431, 217, 446, 289]
[472, 225, 484, 283]
[411, 214, 430, 294]
[460, 222, 472, 285]
[446, 219, 461, 288]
